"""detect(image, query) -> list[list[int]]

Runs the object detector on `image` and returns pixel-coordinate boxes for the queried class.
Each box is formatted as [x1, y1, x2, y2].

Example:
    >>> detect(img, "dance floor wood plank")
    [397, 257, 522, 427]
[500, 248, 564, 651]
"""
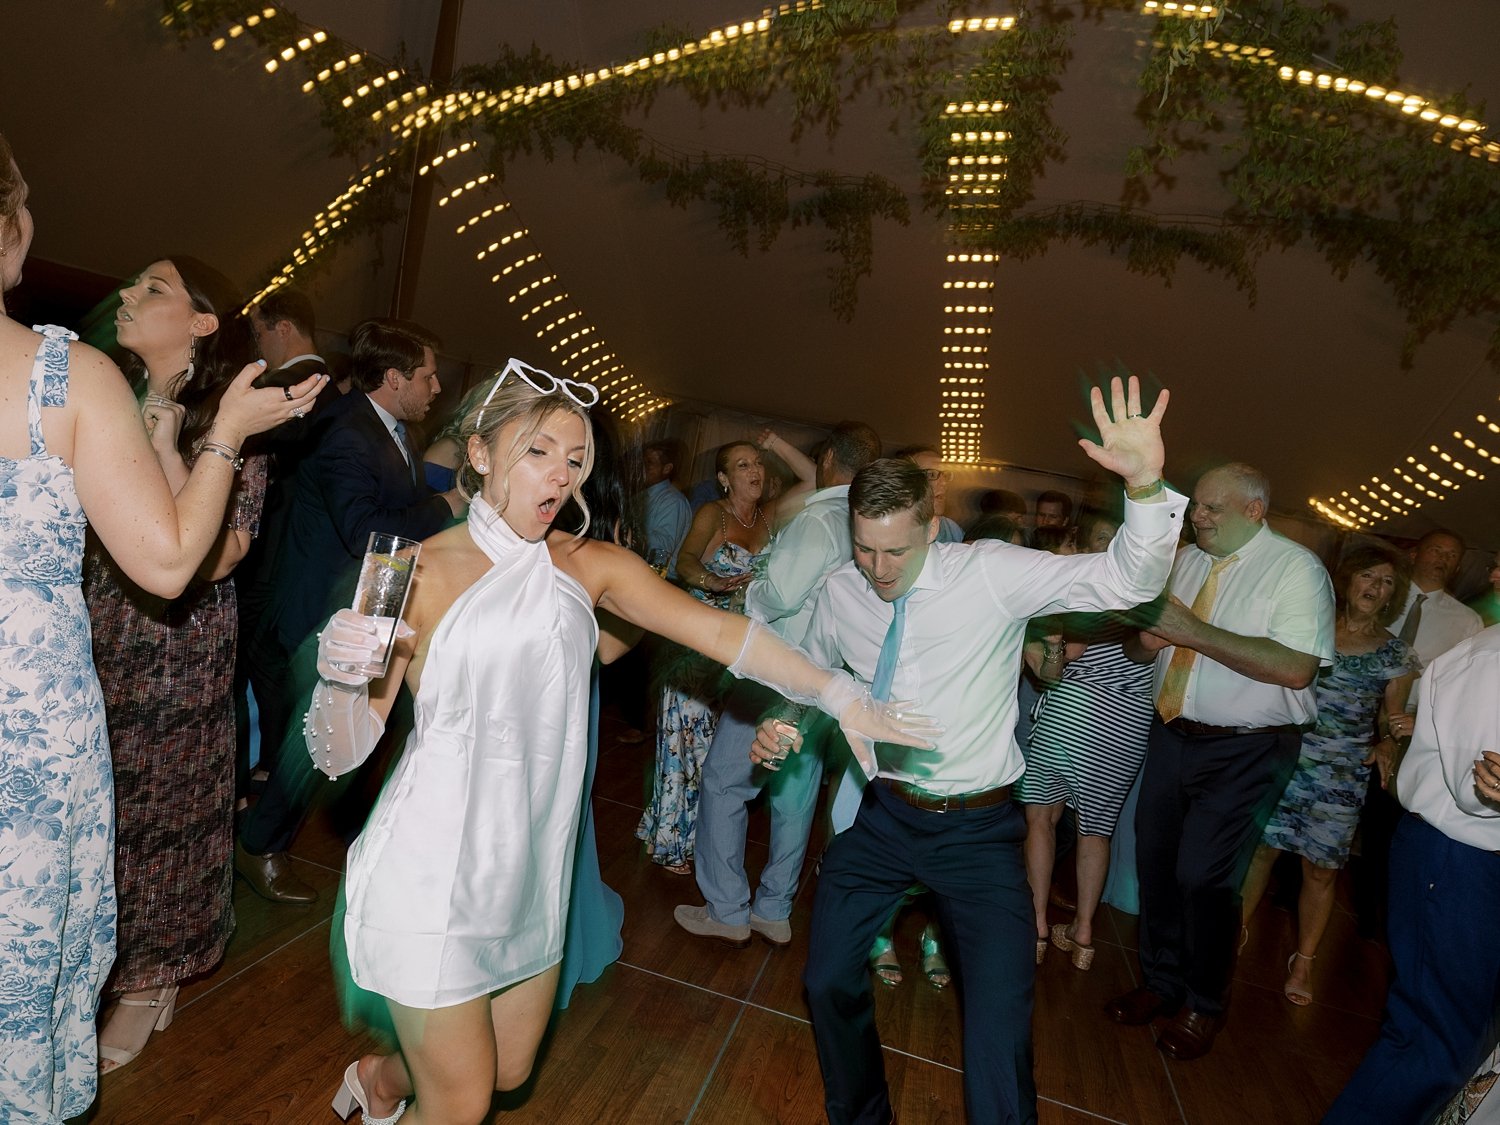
[1032, 937, 1183, 1124]
[90, 714, 1392, 1123]
[693, 1003, 968, 1125]
[498, 965, 743, 1125]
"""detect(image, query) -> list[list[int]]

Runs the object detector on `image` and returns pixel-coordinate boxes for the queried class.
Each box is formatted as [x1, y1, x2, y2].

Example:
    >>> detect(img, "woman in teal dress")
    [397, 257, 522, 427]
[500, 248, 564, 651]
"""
[1241, 540, 1420, 1006]
[636, 435, 812, 874]
[556, 408, 636, 1009]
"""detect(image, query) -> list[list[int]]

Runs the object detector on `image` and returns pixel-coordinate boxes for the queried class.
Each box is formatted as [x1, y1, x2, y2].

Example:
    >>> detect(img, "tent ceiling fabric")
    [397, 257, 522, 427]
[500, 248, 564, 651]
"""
[6, 2, 1499, 545]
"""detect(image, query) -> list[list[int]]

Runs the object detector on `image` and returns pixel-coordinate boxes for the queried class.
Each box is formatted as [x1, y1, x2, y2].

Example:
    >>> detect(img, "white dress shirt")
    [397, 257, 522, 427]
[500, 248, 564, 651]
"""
[1152, 523, 1335, 728]
[366, 395, 410, 466]
[804, 489, 1187, 796]
[1396, 624, 1500, 851]
[1388, 584, 1483, 669]
[746, 484, 851, 647]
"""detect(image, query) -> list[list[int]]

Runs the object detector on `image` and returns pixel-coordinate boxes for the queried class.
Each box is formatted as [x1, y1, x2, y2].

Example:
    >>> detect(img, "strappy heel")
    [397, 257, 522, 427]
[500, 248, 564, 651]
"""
[97, 985, 178, 1073]
[869, 935, 903, 987]
[332, 1059, 407, 1123]
[920, 926, 950, 989]
[1050, 922, 1096, 971]
[1284, 951, 1315, 1006]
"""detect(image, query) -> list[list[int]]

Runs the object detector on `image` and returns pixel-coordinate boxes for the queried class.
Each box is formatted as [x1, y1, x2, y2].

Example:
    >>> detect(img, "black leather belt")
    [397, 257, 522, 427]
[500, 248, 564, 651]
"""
[875, 776, 1013, 813]
[1165, 717, 1305, 738]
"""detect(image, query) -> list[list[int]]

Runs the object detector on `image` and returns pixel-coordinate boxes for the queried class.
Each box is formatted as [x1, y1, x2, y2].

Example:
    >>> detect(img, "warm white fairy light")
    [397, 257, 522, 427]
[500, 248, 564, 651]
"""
[379, 4, 818, 139]
[418, 143, 479, 177]
[1194, 34, 1499, 163]
[474, 229, 530, 261]
[1141, 1, 1219, 18]
[946, 16, 1017, 33]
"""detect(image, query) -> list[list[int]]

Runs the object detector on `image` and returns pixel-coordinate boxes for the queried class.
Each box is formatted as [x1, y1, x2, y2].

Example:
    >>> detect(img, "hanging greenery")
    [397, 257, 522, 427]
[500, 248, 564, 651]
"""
[161, 0, 1500, 355]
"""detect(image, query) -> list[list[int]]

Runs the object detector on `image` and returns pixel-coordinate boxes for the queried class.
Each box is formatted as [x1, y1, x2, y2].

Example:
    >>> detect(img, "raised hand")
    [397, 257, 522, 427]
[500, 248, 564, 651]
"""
[214, 362, 329, 446]
[1077, 374, 1168, 490]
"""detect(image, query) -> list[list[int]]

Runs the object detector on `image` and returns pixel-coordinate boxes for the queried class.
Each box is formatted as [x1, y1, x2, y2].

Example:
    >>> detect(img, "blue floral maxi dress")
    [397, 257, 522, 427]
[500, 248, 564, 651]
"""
[636, 541, 759, 869]
[0, 327, 116, 1123]
[1261, 637, 1421, 868]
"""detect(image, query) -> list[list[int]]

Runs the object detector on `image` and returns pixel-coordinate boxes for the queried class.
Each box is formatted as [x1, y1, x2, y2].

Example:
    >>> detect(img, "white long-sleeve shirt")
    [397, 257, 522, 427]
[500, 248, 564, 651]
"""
[803, 490, 1187, 795]
[1396, 623, 1500, 852]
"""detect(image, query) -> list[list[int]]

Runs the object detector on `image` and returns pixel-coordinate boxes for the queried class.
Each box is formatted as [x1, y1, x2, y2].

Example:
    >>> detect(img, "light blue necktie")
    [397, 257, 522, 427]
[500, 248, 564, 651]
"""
[393, 420, 418, 485]
[831, 592, 910, 833]
[871, 593, 909, 701]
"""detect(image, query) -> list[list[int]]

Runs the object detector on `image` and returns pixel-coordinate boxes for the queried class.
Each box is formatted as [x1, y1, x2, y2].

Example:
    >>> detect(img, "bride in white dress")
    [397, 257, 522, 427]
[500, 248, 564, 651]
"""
[311, 360, 938, 1125]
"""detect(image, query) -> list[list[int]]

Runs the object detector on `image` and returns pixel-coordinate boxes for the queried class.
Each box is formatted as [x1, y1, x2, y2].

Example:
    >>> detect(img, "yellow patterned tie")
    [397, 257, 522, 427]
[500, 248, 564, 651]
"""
[1157, 553, 1239, 723]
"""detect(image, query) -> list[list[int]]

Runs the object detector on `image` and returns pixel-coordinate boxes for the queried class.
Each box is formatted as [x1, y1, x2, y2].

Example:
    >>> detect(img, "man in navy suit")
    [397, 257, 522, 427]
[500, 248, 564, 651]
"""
[236, 317, 460, 903]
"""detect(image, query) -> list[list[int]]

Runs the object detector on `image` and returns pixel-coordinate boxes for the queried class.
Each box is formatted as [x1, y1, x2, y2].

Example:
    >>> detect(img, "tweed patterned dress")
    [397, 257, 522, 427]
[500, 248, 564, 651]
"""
[84, 436, 267, 992]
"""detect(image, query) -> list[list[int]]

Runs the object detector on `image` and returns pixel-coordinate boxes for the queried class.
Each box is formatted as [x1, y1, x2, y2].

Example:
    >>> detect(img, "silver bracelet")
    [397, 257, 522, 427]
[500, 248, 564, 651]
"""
[199, 444, 244, 472]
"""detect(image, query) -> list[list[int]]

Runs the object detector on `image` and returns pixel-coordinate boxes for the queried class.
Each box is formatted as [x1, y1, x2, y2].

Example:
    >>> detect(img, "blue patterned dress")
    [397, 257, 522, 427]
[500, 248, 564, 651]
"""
[1262, 637, 1420, 868]
[0, 327, 116, 1123]
[636, 541, 759, 868]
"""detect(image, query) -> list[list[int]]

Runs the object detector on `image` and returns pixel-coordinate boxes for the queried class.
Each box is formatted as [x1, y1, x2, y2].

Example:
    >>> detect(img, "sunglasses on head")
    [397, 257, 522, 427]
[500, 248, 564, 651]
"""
[475, 357, 599, 429]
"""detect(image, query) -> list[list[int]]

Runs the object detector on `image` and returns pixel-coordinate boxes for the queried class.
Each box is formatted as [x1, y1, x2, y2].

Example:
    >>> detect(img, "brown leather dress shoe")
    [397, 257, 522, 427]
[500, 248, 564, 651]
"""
[234, 841, 317, 904]
[1106, 986, 1179, 1026]
[1157, 1009, 1223, 1061]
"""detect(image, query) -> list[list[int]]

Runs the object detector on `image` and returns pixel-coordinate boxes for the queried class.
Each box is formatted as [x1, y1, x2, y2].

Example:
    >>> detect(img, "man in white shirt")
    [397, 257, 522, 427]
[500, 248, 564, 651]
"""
[1388, 529, 1483, 667]
[1324, 625, 1500, 1125]
[677, 422, 881, 947]
[756, 378, 1184, 1125]
[1109, 463, 1335, 1061]
[1354, 527, 1482, 941]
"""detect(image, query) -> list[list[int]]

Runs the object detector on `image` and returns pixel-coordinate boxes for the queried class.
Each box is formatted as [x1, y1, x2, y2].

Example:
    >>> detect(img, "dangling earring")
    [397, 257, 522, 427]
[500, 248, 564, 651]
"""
[184, 335, 198, 383]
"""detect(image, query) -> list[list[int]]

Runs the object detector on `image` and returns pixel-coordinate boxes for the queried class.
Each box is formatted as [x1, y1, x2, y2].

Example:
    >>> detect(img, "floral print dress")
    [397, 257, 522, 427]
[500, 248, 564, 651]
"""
[1262, 637, 1421, 868]
[0, 327, 116, 1123]
[636, 541, 760, 868]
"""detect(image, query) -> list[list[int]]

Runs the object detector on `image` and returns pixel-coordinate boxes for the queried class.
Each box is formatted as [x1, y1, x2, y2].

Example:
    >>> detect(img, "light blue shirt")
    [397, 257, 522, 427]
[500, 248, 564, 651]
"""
[643, 479, 692, 579]
[745, 484, 851, 647]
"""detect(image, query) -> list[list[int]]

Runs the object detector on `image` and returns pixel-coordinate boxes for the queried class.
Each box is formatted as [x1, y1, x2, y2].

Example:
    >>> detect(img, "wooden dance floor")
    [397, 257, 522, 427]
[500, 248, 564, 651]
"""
[90, 709, 1388, 1124]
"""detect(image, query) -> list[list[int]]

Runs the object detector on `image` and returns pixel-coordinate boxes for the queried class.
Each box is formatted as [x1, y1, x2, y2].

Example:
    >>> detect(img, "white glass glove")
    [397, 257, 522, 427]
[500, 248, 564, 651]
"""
[305, 610, 390, 780]
[727, 620, 941, 773]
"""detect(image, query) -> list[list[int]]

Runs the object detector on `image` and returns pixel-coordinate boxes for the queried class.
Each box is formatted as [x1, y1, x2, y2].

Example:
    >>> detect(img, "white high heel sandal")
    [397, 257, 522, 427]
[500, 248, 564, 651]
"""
[332, 1060, 407, 1123]
[98, 984, 179, 1073]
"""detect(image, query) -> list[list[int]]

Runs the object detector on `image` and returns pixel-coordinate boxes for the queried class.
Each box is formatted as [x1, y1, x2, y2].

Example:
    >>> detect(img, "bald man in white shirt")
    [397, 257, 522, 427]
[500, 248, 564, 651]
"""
[1109, 463, 1335, 1061]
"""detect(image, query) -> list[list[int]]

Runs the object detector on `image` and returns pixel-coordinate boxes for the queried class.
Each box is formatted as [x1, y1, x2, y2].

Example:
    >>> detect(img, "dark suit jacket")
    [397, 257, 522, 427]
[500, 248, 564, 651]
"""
[256, 390, 452, 653]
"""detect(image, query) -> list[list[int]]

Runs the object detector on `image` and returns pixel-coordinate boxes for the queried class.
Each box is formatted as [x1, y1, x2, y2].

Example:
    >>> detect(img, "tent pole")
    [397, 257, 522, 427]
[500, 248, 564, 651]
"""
[389, 0, 465, 320]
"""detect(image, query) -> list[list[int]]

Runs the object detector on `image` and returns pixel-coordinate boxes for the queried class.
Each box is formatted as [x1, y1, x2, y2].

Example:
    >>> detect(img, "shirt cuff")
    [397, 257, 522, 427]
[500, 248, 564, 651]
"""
[1122, 486, 1188, 535]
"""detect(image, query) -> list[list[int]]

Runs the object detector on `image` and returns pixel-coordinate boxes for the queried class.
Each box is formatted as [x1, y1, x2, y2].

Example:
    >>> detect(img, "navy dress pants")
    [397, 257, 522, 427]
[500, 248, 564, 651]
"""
[1135, 720, 1299, 1016]
[804, 783, 1036, 1125]
[1323, 814, 1500, 1124]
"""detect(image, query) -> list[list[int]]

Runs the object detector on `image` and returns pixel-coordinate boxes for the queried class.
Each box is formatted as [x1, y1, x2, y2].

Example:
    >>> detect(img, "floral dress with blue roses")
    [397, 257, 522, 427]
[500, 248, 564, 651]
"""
[0, 326, 116, 1123]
